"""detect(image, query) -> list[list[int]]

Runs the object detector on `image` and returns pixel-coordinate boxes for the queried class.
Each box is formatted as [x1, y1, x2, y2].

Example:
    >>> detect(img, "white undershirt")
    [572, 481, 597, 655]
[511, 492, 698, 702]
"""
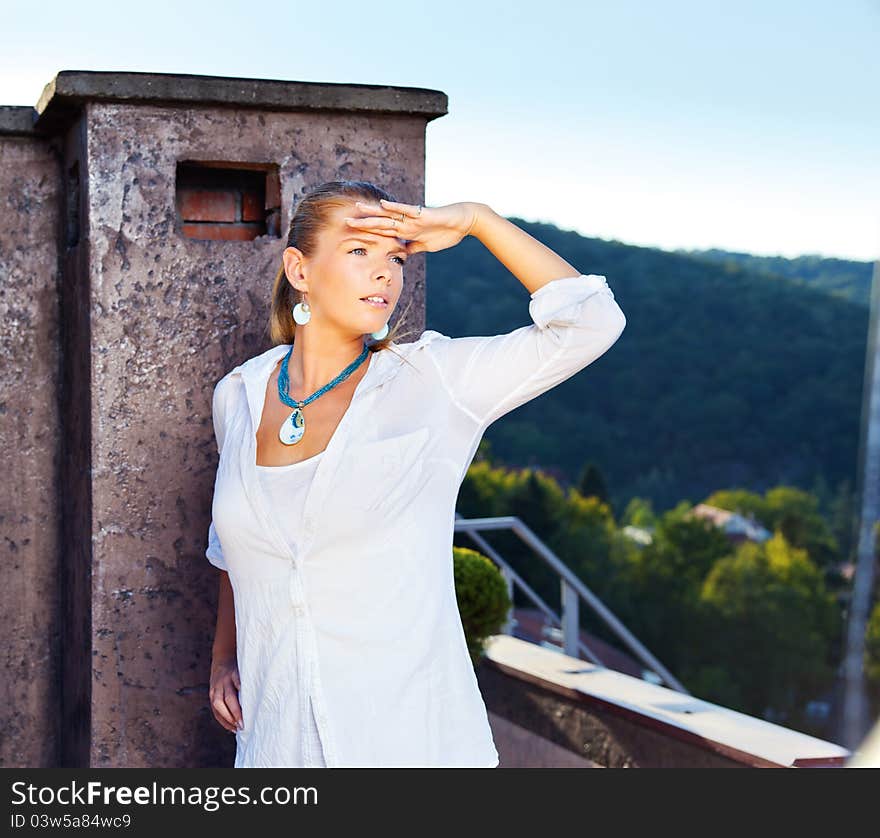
[255, 450, 325, 556]
[255, 449, 326, 766]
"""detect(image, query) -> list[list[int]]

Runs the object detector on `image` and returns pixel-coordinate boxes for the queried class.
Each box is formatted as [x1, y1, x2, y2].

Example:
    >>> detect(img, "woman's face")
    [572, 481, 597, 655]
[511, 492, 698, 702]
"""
[287, 202, 407, 337]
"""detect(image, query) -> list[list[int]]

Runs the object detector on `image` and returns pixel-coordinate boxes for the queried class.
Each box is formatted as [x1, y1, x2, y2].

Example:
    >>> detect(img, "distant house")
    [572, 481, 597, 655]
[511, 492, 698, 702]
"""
[686, 503, 772, 544]
[621, 524, 653, 546]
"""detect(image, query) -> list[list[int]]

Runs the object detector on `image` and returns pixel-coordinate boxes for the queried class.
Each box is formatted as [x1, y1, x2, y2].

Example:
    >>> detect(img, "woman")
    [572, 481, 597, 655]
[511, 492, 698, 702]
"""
[206, 180, 626, 768]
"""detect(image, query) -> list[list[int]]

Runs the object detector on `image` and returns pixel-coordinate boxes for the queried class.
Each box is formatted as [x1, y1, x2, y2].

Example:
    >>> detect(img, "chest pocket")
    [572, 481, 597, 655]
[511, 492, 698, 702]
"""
[340, 427, 430, 515]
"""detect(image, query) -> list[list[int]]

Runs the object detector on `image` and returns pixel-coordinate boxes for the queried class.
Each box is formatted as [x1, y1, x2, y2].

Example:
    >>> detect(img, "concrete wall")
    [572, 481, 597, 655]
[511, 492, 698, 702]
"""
[0, 121, 63, 768]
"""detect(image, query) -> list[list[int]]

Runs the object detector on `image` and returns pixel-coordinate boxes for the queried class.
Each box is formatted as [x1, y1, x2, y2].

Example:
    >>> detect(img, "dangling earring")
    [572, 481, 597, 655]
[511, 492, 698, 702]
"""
[292, 298, 311, 325]
[370, 322, 389, 340]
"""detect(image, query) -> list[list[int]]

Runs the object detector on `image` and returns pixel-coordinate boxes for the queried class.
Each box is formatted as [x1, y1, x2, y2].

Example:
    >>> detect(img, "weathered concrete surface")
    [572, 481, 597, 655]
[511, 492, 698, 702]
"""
[0, 131, 62, 767]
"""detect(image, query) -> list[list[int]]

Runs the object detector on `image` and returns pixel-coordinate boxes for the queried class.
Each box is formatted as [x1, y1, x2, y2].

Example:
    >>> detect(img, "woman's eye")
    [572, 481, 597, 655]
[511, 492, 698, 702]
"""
[350, 247, 406, 266]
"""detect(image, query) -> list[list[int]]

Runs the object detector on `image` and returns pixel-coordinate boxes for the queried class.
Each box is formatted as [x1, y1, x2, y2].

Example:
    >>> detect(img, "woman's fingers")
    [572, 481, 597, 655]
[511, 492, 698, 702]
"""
[344, 215, 407, 237]
[345, 198, 429, 246]
[210, 681, 244, 733]
[377, 198, 419, 216]
[225, 687, 244, 732]
[344, 214, 395, 229]
[356, 199, 416, 216]
[211, 694, 237, 732]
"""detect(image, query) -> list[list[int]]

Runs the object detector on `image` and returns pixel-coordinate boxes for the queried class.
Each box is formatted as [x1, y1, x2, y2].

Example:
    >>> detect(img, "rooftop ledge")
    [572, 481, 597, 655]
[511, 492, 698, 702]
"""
[0, 69, 448, 136]
[479, 635, 851, 768]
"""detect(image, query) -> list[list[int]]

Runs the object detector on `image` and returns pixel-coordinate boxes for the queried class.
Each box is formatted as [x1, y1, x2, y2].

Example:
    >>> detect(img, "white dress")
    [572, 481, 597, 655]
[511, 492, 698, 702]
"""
[206, 273, 627, 767]
[254, 452, 326, 767]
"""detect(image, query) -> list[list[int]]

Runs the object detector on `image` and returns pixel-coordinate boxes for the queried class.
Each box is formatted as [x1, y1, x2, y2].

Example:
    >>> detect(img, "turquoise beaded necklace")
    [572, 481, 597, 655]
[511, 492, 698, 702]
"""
[276, 340, 370, 445]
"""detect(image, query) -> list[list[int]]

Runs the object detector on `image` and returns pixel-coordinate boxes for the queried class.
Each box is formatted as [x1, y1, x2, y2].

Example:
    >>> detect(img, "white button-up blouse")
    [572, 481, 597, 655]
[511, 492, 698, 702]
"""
[205, 272, 627, 768]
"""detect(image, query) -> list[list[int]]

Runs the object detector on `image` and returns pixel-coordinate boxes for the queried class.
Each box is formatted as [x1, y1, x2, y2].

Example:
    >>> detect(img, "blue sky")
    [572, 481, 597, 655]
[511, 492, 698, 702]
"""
[3, 0, 878, 261]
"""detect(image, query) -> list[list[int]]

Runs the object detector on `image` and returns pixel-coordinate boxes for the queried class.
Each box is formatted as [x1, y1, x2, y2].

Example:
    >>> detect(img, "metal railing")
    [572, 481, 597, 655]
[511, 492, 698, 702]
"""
[454, 513, 690, 694]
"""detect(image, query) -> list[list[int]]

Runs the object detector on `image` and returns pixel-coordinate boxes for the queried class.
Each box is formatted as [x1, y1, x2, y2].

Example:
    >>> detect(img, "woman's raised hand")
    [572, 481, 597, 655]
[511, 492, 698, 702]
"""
[344, 199, 482, 256]
[209, 653, 244, 734]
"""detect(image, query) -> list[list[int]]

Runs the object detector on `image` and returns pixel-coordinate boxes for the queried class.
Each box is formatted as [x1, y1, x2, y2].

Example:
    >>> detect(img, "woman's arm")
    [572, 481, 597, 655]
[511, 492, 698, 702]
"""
[205, 375, 243, 732]
[206, 376, 236, 656]
[210, 571, 243, 732]
[213, 571, 237, 659]
[426, 204, 627, 431]
[467, 202, 581, 294]
[345, 197, 626, 432]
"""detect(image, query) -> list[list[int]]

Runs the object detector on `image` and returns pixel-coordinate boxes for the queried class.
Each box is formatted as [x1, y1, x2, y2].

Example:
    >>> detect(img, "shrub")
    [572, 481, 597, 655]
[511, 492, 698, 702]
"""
[453, 546, 512, 668]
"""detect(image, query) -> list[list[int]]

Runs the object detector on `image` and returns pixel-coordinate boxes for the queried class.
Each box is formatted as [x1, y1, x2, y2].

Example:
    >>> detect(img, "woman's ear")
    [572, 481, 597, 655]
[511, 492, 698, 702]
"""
[282, 246, 306, 290]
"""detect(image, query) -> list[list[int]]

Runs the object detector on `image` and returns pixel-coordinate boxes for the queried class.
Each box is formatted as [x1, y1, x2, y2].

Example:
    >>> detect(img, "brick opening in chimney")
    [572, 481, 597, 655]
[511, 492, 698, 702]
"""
[175, 161, 281, 241]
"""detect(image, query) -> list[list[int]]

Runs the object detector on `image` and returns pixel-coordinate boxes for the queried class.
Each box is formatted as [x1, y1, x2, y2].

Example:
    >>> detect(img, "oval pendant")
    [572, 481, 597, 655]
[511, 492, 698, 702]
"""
[279, 408, 305, 445]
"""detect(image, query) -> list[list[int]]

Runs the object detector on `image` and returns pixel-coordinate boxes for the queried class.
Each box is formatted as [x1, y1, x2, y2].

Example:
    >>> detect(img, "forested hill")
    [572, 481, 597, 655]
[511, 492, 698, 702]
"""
[424, 217, 870, 514]
[673, 247, 875, 308]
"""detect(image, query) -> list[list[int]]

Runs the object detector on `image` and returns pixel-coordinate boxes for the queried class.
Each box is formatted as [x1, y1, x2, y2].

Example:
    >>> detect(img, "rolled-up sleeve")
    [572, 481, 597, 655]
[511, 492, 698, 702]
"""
[427, 273, 626, 430]
[205, 378, 229, 571]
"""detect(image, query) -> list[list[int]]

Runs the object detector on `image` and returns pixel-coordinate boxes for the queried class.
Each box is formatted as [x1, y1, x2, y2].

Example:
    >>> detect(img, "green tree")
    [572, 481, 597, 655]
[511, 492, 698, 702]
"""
[764, 486, 840, 570]
[577, 462, 609, 505]
[697, 532, 840, 728]
[508, 469, 565, 537]
[609, 504, 732, 673]
[866, 601, 880, 685]
[828, 477, 856, 562]
[550, 489, 618, 597]
[865, 600, 880, 720]
[620, 496, 657, 529]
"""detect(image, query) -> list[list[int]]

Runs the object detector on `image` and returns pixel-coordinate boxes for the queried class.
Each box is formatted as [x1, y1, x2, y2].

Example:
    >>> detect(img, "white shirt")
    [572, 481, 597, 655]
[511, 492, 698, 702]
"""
[206, 272, 627, 768]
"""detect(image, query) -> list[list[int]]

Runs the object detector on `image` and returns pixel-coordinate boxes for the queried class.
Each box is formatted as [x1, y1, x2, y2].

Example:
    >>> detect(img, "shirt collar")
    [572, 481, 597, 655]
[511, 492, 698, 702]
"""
[231, 330, 444, 432]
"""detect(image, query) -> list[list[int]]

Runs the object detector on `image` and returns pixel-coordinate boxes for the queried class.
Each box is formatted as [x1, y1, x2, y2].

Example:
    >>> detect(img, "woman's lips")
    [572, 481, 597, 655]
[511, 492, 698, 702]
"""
[361, 297, 388, 308]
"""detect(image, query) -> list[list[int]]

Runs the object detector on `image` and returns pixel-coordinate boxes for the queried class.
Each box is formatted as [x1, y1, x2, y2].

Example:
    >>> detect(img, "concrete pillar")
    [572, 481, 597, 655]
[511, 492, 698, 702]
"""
[0, 107, 63, 768]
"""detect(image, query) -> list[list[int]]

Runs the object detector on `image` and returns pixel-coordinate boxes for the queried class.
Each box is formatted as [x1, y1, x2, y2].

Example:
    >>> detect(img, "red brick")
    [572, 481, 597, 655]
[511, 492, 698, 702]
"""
[178, 189, 236, 222]
[181, 223, 263, 241]
[241, 191, 264, 222]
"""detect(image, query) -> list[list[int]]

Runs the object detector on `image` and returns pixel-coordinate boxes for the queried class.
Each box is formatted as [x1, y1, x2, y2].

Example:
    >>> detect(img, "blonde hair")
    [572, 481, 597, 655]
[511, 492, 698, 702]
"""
[269, 180, 419, 362]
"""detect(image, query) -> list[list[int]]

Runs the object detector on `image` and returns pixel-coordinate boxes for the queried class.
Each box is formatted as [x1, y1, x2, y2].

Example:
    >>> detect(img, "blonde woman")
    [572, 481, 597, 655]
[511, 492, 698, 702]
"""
[206, 180, 627, 767]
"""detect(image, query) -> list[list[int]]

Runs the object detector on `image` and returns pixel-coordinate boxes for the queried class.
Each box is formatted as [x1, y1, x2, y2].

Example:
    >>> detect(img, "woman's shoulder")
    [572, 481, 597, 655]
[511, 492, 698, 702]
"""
[382, 330, 451, 375]
[393, 329, 449, 354]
